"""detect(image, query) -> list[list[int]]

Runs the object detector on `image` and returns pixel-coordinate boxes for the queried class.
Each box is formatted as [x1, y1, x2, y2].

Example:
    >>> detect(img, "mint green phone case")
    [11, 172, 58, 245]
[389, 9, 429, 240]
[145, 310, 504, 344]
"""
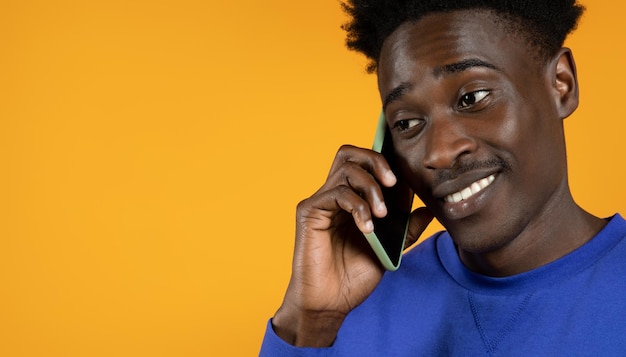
[363, 111, 413, 271]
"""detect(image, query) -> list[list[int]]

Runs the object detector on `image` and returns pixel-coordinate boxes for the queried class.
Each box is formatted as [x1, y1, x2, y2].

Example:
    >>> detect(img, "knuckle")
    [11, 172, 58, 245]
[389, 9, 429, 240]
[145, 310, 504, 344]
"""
[339, 162, 357, 181]
[337, 144, 356, 155]
[296, 198, 308, 211]
[371, 151, 387, 168]
[296, 196, 316, 215]
[334, 184, 352, 197]
[336, 144, 364, 165]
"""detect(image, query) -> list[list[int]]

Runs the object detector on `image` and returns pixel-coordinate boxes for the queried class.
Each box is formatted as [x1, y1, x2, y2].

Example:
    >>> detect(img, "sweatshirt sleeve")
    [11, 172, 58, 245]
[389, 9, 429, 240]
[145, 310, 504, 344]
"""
[259, 319, 336, 357]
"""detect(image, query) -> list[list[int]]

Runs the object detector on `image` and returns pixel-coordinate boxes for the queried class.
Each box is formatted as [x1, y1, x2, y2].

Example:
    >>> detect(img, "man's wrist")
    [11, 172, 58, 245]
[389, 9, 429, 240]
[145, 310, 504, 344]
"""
[271, 306, 346, 348]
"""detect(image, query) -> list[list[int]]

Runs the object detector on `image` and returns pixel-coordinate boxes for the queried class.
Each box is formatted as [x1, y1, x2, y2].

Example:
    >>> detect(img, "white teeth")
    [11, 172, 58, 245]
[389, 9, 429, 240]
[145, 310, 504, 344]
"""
[460, 187, 473, 200]
[445, 174, 495, 203]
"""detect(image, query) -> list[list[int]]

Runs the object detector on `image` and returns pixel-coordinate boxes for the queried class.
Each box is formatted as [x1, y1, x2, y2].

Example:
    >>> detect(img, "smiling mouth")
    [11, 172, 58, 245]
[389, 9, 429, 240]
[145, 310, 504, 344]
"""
[444, 174, 496, 204]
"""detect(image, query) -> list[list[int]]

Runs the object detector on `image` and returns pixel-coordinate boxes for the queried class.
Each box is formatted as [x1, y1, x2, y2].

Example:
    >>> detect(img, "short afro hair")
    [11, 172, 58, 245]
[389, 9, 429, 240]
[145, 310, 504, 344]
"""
[341, 0, 585, 73]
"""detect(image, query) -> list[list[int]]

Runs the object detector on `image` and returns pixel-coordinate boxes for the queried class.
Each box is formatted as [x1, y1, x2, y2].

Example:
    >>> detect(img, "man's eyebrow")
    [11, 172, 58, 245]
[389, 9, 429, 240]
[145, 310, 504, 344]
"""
[382, 59, 499, 110]
[434, 58, 500, 77]
[383, 82, 412, 110]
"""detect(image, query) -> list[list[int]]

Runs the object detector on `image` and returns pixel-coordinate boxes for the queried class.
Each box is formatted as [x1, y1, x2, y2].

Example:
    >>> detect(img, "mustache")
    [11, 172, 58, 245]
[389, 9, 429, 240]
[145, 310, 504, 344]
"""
[433, 158, 512, 185]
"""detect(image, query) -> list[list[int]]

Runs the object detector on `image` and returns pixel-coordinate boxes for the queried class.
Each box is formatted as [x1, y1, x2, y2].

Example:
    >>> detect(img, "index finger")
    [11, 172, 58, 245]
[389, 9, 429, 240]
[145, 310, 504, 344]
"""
[328, 145, 397, 188]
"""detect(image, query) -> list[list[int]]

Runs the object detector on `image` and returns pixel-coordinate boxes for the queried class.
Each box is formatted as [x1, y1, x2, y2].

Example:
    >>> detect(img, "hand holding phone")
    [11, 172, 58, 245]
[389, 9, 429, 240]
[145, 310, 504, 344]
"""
[363, 111, 415, 271]
[272, 111, 426, 346]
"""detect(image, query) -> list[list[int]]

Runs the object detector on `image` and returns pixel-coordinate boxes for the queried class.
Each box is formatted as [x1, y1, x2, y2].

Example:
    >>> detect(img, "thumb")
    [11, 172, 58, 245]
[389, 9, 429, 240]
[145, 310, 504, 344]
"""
[403, 207, 435, 250]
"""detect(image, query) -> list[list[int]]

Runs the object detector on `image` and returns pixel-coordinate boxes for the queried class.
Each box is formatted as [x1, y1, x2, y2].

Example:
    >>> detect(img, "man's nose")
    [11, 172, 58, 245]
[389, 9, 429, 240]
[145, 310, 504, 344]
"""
[421, 115, 477, 170]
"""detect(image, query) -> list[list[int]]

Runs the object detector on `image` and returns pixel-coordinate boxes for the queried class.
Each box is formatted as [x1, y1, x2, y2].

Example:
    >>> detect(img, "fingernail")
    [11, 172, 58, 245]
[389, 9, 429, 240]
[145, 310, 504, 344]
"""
[377, 201, 387, 215]
[364, 220, 374, 233]
[385, 170, 397, 185]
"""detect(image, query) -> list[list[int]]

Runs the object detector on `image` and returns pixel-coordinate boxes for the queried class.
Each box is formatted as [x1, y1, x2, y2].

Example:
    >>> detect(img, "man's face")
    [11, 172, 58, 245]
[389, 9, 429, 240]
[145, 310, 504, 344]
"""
[377, 10, 572, 253]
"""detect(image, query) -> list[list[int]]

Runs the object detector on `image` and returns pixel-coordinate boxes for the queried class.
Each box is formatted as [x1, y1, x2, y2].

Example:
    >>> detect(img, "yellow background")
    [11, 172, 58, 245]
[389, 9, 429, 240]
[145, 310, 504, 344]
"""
[2, 1, 624, 356]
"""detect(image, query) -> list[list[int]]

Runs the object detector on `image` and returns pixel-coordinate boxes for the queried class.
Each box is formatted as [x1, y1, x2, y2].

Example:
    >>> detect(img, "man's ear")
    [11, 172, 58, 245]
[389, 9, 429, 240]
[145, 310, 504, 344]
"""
[550, 48, 579, 119]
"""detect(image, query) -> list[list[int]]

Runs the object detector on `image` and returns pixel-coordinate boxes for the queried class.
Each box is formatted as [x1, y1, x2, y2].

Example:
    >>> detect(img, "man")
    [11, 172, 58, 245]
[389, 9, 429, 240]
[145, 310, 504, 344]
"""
[260, 0, 626, 355]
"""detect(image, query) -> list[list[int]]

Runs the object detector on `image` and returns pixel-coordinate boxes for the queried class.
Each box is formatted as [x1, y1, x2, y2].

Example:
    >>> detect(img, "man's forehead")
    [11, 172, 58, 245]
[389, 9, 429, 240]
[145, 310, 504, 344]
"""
[381, 10, 533, 70]
[377, 10, 537, 103]
[382, 10, 508, 55]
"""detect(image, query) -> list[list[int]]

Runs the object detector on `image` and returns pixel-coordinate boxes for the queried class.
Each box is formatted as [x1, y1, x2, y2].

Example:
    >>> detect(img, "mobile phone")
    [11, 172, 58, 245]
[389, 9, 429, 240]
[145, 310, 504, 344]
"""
[363, 111, 414, 271]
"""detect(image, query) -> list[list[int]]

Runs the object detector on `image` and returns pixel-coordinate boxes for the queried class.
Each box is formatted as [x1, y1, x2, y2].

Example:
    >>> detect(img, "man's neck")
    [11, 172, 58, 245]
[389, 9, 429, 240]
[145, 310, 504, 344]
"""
[458, 188, 606, 277]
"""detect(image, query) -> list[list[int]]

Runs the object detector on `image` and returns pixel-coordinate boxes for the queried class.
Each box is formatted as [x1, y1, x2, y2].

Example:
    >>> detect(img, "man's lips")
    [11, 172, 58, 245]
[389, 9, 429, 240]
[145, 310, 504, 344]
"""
[444, 174, 495, 204]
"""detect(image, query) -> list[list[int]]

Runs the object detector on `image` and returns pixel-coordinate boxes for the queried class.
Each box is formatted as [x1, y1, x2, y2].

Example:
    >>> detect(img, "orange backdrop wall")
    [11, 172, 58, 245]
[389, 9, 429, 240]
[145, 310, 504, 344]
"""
[2, 1, 624, 356]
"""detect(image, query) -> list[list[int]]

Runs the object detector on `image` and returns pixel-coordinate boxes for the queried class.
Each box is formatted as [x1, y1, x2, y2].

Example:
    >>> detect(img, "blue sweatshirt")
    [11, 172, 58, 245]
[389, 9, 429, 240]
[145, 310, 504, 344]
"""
[260, 214, 626, 356]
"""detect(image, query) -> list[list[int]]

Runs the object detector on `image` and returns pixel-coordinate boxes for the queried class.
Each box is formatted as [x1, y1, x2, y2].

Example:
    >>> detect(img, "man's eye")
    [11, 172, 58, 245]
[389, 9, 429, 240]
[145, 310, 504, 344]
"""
[394, 119, 422, 131]
[458, 90, 490, 109]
